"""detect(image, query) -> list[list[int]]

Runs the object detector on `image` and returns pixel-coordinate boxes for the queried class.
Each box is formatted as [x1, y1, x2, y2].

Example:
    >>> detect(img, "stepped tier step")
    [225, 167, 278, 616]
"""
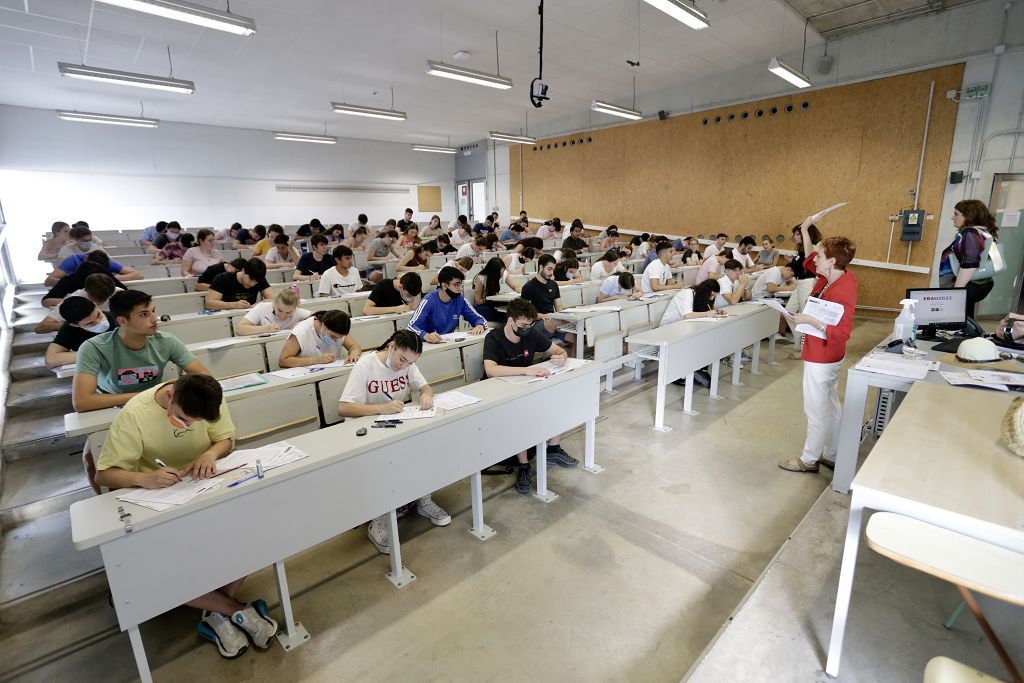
[11, 331, 55, 356]
[1, 451, 92, 529]
[14, 303, 48, 319]
[2, 408, 85, 463]
[5, 376, 72, 416]
[0, 510, 105, 626]
[15, 283, 47, 293]
[9, 354, 54, 381]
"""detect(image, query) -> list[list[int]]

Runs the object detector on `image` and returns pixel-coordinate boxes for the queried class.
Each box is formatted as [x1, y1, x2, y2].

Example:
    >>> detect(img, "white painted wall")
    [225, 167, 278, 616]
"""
[486, 140, 512, 222]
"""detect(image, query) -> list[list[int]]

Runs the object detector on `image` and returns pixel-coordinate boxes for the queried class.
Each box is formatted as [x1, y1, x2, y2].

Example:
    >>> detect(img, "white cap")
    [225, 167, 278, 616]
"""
[956, 337, 999, 363]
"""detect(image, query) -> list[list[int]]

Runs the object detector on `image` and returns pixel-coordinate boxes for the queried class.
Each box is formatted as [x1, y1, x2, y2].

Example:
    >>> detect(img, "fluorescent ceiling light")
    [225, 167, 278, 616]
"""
[489, 131, 536, 145]
[641, 0, 709, 30]
[591, 100, 643, 121]
[95, 0, 256, 35]
[273, 132, 337, 144]
[58, 62, 195, 94]
[412, 144, 458, 154]
[768, 57, 811, 88]
[426, 60, 513, 90]
[56, 109, 159, 128]
[331, 102, 406, 121]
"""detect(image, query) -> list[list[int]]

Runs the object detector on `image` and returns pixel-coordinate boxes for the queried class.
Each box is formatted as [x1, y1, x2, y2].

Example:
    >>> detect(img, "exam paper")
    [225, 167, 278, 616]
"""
[796, 297, 845, 339]
[439, 332, 470, 342]
[806, 202, 848, 225]
[755, 298, 793, 318]
[940, 371, 1009, 391]
[116, 477, 224, 511]
[496, 358, 587, 384]
[215, 442, 309, 472]
[219, 372, 268, 392]
[397, 406, 437, 420]
[966, 370, 1024, 385]
[433, 390, 481, 412]
[854, 355, 932, 380]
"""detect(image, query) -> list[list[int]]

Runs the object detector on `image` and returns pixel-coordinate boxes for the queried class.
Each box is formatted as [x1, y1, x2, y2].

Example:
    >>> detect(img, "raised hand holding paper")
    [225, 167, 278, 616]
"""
[805, 202, 848, 226]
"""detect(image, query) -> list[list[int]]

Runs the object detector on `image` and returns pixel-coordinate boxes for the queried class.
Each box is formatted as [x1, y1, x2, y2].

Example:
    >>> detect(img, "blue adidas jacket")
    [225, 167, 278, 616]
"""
[407, 290, 486, 338]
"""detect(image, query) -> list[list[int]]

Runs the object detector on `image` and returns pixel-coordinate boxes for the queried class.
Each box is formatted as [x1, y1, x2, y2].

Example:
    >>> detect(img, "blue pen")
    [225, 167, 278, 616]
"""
[382, 390, 394, 400]
[228, 459, 264, 488]
[374, 419, 402, 423]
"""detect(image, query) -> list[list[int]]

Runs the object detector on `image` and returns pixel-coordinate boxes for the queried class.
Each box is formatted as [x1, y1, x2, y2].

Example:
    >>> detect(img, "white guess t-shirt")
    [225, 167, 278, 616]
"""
[338, 351, 427, 405]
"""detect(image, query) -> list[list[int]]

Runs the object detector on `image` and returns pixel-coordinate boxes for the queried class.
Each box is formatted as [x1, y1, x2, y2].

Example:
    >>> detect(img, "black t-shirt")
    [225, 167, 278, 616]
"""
[562, 236, 588, 251]
[209, 272, 270, 304]
[397, 219, 414, 231]
[483, 326, 552, 367]
[234, 228, 254, 245]
[197, 262, 228, 285]
[788, 255, 811, 279]
[368, 280, 404, 308]
[53, 312, 117, 351]
[296, 225, 312, 237]
[45, 272, 125, 301]
[296, 252, 333, 276]
[521, 277, 560, 314]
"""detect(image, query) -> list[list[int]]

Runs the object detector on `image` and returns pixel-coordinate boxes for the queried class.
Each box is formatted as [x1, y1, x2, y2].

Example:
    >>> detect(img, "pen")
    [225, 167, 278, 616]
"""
[256, 459, 264, 479]
[374, 419, 402, 423]
[228, 472, 260, 487]
[382, 390, 394, 400]
[155, 459, 169, 469]
[371, 424, 397, 429]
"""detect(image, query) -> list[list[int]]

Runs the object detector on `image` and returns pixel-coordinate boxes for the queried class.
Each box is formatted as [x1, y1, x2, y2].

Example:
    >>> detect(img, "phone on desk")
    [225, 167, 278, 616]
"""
[884, 339, 905, 354]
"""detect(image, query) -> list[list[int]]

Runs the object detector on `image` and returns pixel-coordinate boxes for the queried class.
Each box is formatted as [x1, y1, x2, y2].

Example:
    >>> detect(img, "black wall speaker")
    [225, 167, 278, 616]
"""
[658, 110, 669, 120]
[950, 171, 964, 184]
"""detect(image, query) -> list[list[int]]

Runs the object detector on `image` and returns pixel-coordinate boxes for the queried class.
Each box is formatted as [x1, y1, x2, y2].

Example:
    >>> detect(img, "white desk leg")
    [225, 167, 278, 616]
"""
[750, 340, 761, 375]
[575, 333, 584, 359]
[682, 372, 699, 416]
[767, 334, 778, 365]
[709, 361, 722, 400]
[604, 368, 617, 394]
[385, 509, 417, 588]
[833, 373, 869, 494]
[469, 472, 496, 540]
[583, 417, 604, 474]
[653, 363, 672, 432]
[825, 495, 866, 677]
[633, 357, 643, 381]
[127, 626, 153, 683]
[273, 561, 311, 651]
[534, 441, 558, 503]
[731, 351, 744, 386]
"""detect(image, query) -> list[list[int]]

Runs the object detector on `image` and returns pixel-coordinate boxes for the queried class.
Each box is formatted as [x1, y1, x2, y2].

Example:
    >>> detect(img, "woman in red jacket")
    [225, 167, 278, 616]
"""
[779, 219, 858, 473]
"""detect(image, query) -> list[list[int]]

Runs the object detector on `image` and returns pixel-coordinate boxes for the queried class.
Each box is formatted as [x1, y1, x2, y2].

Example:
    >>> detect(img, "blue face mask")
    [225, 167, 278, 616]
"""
[78, 240, 93, 251]
[167, 231, 180, 240]
[81, 317, 110, 334]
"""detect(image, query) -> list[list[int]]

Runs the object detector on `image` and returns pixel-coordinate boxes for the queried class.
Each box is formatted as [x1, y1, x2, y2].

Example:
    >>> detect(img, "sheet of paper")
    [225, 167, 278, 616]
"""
[495, 358, 587, 384]
[796, 297, 845, 339]
[806, 202, 848, 225]
[755, 298, 793, 318]
[219, 372, 268, 392]
[117, 477, 224, 509]
[563, 305, 621, 313]
[1000, 210, 1020, 228]
[433, 390, 481, 412]
[352, 315, 384, 321]
[687, 316, 725, 323]
[196, 337, 238, 350]
[439, 332, 470, 342]
[966, 370, 1024, 385]
[215, 442, 309, 472]
[398, 406, 437, 420]
[940, 371, 1009, 391]
[854, 355, 931, 380]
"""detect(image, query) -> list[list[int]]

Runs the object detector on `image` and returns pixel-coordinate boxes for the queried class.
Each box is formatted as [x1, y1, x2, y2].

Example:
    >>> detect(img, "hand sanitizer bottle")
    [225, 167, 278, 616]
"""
[893, 298, 918, 349]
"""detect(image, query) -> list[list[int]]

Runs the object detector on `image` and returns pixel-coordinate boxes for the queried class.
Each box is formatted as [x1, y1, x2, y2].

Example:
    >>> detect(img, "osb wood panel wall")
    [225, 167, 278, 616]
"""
[510, 64, 964, 309]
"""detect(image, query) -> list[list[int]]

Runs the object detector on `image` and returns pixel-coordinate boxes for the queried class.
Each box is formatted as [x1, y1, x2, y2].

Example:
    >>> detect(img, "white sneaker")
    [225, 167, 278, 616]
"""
[367, 515, 391, 555]
[416, 495, 451, 526]
[232, 599, 278, 649]
[198, 611, 248, 659]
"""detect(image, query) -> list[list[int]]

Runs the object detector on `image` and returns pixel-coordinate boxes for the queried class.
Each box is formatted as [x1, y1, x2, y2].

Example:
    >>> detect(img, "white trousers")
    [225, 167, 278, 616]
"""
[786, 278, 817, 347]
[801, 359, 843, 465]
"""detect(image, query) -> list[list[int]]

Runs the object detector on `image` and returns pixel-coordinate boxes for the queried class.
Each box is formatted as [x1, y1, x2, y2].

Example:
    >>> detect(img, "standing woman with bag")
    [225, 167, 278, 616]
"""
[939, 200, 1000, 318]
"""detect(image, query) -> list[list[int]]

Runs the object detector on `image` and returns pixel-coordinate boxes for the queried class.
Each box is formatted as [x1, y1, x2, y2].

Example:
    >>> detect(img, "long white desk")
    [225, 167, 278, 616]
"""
[825, 381, 1024, 677]
[625, 302, 779, 430]
[69, 360, 603, 683]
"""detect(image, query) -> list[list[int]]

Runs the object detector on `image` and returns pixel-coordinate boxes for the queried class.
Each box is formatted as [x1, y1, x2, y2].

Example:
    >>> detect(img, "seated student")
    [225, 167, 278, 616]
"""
[535, 218, 562, 240]
[325, 224, 345, 244]
[629, 235, 647, 259]
[730, 236, 764, 273]
[598, 272, 641, 302]
[205, 258, 273, 311]
[346, 226, 369, 252]
[641, 242, 685, 294]
[660, 279, 724, 326]
[364, 272, 423, 315]
[504, 245, 536, 276]
[473, 256, 521, 323]
[499, 221, 525, 242]
[42, 255, 127, 308]
[348, 213, 369, 235]
[152, 232, 195, 264]
[715, 259, 751, 308]
[703, 233, 729, 260]
[295, 223, 312, 238]
[750, 264, 796, 300]
[366, 230, 401, 283]
[599, 226, 621, 253]
[213, 222, 240, 242]
[521, 255, 576, 348]
[483, 232, 507, 252]
[757, 237, 780, 267]
[233, 224, 263, 249]
[337, 330, 449, 553]
[590, 250, 626, 281]
[146, 221, 181, 252]
[408, 266, 486, 343]
[56, 225, 105, 261]
[318, 245, 362, 297]
[396, 243, 431, 272]
[695, 250, 730, 285]
[420, 215, 444, 239]
[180, 229, 224, 277]
[44, 296, 118, 368]
[196, 257, 245, 292]
[93, 373, 278, 659]
[309, 219, 325, 236]
[429, 255, 474, 287]
[554, 258, 583, 284]
[483, 297, 577, 494]
[449, 221, 473, 248]
[562, 220, 589, 252]
[234, 288, 310, 336]
[138, 221, 164, 248]
[397, 224, 421, 250]
[293, 234, 333, 281]
[676, 237, 702, 265]
[39, 221, 72, 261]
[264, 233, 299, 269]
[456, 236, 487, 260]
[37, 272, 117, 334]
[278, 310, 361, 367]
[252, 224, 283, 257]
[396, 207, 416, 232]
[472, 216, 495, 235]
[47, 247, 141, 288]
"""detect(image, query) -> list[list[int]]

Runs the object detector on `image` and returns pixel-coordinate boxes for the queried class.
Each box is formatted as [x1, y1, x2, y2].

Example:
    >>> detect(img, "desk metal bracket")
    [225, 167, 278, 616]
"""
[117, 506, 134, 533]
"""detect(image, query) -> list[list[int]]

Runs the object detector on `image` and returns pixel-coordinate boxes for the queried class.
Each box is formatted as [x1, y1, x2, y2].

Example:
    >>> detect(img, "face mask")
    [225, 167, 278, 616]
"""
[165, 394, 189, 429]
[81, 317, 110, 334]
[167, 231, 180, 240]
[445, 286, 461, 299]
[78, 240, 93, 251]
[320, 330, 336, 346]
[513, 322, 533, 338]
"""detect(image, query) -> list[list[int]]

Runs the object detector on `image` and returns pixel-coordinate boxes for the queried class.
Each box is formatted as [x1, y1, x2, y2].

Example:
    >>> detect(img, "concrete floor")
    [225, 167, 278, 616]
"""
[5, 319, 1020, 683]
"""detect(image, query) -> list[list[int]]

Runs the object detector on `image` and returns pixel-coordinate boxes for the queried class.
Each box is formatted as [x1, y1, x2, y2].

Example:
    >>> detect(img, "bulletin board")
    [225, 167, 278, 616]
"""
[417, 185, 442, 213]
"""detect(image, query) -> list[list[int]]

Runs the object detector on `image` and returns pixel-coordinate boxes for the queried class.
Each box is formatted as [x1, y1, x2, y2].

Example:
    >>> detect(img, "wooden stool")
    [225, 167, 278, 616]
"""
[924, 656, 1006, 683]
[866, 513, 1024, 683]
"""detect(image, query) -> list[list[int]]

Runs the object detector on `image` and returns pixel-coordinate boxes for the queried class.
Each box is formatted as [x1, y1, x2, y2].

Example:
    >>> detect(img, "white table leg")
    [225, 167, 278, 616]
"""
[825, 496, 866, 677]
[709, 361, 721, 400]
[633, 358, 643, 381]
[604, 368, 617, 394]
[833, 374, 869, 494]
[654, 365, 671, 432]
[534, 441, 558, 502]
[767, 333, 778, 365]
[750, 340, 761, 374]
[682, 372, 699, 416]
[469, 472, 496, 540]
[583, 417, 604, 473]
[274, 561, 311, 651]
[385, 509, 416, 588]
[575, 337, 584, 359]
[127, 626, 153, 683]
[731, 351, 744, 386]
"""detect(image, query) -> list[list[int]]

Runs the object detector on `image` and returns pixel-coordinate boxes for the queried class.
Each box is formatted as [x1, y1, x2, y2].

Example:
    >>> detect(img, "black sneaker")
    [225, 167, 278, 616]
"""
[547, 446, 579, 469]
[694, 369, 711, 387]
[672, 377, 687, 386]
[515, 463, 532, 494]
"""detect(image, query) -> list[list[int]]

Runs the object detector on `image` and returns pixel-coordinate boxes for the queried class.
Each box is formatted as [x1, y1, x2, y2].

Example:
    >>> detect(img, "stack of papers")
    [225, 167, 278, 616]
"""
[396, 406, 436, 419]
[433, 390, 481, 412]
[268, 359, 351, 379]
[755, 298, 792, 317]
[967, 370, 1024, 385]
[797, 297, 845, 339]
[116, 478, 225, 512]
[563, 305, 622, 313]
[439, 332, 471, 342]
[219, 372, 268, 392]
[939, 371, 1009, 391]
[215, 442, 309, 471]
[854, 354, 936, 380]
[496, 358, 587, 384]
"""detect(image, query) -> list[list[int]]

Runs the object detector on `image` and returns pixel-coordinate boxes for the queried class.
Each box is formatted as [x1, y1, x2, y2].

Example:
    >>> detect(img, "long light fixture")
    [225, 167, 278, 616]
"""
[768, 56, 811, 88]
[58, 62, 195, 93]
[273, 132, 337, 144]
[95, 0, 256, 35]
[641, 0, 709, 30]
[489, 131, 536, 145]
[330, 102, 406, 121]
[56, 109, 159, 128]
[426, 60, 513, 90]
[591, 100, 643, 121]
[412, 144, 457, 154]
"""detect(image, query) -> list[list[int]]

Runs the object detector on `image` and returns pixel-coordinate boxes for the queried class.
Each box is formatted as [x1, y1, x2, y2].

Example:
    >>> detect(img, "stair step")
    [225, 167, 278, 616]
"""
[11, 331, 55, 356]
[1, 451, 92, 529]
[2, 410, 84, 463]
[9, 354, 53, 381]
[5, 376, 72, 416]
[15, 283, 47, 293]
[14, 303, 48, 319]
[0, 511, 105, 626]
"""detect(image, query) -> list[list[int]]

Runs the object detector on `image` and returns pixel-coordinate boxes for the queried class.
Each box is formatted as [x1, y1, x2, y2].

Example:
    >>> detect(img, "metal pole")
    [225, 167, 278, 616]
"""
[913, 80, 935, 211]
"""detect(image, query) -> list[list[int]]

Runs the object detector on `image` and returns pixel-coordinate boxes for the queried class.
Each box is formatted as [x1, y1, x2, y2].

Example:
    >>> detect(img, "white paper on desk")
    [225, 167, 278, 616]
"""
[564, 305, 621, 313]
[439, 332, 469, 342]
[496, 357, 587, 384]
[116, 477, 224, 509]
[199, 337, 237, 350]
[216, 441, 309, 472]
[796, 297, 844, 339]
[58, 363, 76, 373]
[219, 372, 268, 392]
[687, 316, 725, 323]
[433, 390, 481, 412]
[755, 298, 793, 318]
[806, 202, 848, 225]
[398, 406, 437, 420]
[854, 355, 931, 380]
[966, 370, 1024, 385]
[940, 371, 1009, 391]
[352, 315, 384, 321]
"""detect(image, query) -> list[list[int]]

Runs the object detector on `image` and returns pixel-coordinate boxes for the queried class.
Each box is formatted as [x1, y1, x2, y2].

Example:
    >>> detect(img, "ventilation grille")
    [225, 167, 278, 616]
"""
[275, 184, 410, 194]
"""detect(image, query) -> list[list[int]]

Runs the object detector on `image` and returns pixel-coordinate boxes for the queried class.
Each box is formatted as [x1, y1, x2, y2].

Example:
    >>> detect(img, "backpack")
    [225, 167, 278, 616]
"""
[948, 227, 1005, 280]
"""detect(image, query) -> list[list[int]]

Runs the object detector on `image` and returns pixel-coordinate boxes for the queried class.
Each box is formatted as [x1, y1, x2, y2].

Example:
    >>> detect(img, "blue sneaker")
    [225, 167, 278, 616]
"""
[232, 599, 278, 649]
[198, 611, 248, 659]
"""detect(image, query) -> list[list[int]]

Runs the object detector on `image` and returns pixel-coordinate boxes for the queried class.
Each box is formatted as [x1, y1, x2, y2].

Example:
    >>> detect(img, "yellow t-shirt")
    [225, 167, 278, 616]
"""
[252, 239, 272, 257]
[97, 382, 235, 473]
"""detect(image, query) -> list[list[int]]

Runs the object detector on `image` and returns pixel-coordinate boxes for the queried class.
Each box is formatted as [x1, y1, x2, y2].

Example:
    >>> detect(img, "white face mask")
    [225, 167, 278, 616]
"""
[81, 317, 110, 334]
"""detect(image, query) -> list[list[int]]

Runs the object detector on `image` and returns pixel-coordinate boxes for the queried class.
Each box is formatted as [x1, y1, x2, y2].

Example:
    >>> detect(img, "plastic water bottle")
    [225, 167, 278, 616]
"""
[893, 298, 917, 347]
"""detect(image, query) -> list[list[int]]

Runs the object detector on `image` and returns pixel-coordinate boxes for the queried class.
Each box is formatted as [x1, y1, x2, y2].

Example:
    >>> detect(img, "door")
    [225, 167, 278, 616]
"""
[457, 181, 469, 220]
[979, 174, 1024, 316]
[470, 179, 487, 223]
